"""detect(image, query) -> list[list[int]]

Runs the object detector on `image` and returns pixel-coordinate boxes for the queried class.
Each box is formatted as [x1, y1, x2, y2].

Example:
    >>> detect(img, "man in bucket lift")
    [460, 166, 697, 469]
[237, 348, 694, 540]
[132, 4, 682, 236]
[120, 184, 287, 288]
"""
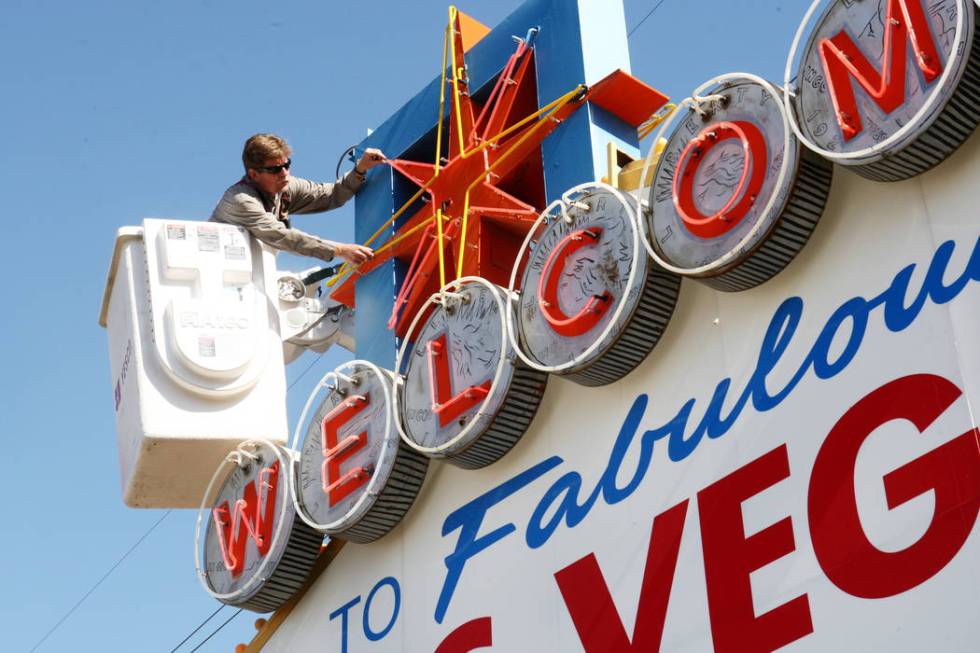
[211, 133, 382, 264]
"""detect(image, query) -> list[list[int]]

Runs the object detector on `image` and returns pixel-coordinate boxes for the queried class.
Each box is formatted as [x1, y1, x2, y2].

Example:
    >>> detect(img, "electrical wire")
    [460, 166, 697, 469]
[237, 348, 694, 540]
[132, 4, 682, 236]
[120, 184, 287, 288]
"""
[168, 605, 227, 653]
[288, 351, 326, 391]
[628, 0, 669, 37]
[335, 145, 357, 180]
[27, 510, 173, 652]
[187, 609, 244, 653]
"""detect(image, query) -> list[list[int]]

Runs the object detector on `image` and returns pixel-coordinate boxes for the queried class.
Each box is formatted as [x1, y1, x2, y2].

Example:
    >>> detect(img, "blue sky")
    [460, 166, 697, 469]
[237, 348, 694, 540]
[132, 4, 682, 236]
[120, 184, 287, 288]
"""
[0, 1, 803, 650]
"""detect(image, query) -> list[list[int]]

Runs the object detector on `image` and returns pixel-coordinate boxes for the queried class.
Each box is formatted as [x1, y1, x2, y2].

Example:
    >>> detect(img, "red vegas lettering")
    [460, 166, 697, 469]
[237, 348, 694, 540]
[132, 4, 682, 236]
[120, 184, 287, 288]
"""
[212, 461, 280, 577]
[808, 373, 980, 598]
[818, 0, 944, 141]
[537, 227, 612, 336]
[698, 445, 813, 653]
[434, 616, 493, 653]
[548, 374, 977, 651]
[321, 394, 372, 506]
[554, 501, 687, 652]
[427, 334, 491, 427]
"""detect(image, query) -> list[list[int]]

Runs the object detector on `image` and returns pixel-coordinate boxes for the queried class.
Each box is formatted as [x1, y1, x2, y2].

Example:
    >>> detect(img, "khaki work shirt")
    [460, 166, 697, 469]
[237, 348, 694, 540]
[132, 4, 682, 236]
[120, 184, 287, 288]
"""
[209, 169, 365, 260]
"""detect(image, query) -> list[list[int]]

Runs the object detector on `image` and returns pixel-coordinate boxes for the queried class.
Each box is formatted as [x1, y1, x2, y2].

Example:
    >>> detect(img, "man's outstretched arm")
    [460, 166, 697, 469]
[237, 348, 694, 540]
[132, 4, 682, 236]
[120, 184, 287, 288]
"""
[212, 191, 373, 263]
[213, 191, 340, 260]
[289, 148, 386, 215]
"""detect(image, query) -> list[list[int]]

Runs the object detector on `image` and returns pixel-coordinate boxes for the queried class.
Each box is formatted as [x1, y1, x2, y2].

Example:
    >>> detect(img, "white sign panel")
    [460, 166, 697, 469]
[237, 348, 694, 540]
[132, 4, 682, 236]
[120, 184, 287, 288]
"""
[260, 124, 980, 653]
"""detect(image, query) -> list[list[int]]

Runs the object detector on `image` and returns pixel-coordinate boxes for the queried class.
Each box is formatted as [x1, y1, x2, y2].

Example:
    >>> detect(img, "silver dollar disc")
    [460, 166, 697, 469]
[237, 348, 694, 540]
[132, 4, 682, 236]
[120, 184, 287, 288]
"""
[197, 441, 322, 613]
[648, 74, 833, 291]
[398, 278, 548, 469]
[516, 183, 680, 386]
[295, 361, 428, 543]
[788, 0, 980, 180]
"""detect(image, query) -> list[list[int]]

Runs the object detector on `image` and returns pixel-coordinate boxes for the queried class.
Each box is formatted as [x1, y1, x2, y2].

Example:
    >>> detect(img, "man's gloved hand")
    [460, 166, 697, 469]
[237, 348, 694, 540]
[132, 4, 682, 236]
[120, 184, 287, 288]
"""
[355, 148, 386, 174]
[333, 242, 375, 265]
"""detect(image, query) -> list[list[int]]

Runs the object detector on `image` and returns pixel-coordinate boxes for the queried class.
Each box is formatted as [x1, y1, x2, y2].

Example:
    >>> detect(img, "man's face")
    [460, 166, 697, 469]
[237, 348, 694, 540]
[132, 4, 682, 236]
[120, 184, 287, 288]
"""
[247, 156, 291, 195]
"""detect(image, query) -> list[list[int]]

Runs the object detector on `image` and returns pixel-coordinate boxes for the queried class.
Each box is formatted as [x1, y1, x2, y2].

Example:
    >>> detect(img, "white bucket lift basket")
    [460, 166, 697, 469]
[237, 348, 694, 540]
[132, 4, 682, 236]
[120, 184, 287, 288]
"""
[100, 219, 288, 508]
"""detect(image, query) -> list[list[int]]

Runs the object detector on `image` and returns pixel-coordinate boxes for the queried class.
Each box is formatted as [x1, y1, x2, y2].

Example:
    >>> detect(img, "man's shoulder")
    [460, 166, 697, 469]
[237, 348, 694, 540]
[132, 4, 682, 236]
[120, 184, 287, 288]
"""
[222, 178, 261, 201]
[286, 176, 317, 194]
[211, 179, 265, 222]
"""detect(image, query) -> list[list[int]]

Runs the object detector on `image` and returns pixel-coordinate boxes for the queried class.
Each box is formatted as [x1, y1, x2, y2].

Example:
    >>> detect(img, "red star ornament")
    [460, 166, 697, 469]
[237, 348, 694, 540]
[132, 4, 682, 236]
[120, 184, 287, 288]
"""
[332, 22, 551, 337]
[329, 9, 669, 340]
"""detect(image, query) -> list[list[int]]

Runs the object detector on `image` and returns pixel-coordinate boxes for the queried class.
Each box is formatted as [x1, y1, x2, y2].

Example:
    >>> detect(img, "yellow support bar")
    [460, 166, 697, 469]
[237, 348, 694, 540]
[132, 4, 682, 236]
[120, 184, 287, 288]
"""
[434, 15, 451, 288]
[435, 23, 449, 178]
[325, 181, 434, 287]
[638, 102, 677, 140]
[457, 87, 576, 161]
[374, 213, 439, 257]
[435, 207, 446, 287]
[448, 6, 468, 157]
[329, 8, 458, 289]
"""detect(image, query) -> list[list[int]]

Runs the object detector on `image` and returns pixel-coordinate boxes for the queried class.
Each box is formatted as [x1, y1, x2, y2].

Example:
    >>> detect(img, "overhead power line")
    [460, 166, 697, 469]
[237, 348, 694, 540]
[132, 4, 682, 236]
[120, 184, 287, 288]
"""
[288, 351, 326, 391]
[28, 510, 173, 652]
[628, 0, 669, 37]
[169, 605, 228, 653]
[188, 609, 244, 652]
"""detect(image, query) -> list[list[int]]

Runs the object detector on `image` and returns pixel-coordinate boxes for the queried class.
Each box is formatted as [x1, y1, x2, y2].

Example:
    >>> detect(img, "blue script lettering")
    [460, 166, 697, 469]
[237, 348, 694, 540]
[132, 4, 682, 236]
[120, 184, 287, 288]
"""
[434, 235, 980, 623]
[436, 456, 563, 623]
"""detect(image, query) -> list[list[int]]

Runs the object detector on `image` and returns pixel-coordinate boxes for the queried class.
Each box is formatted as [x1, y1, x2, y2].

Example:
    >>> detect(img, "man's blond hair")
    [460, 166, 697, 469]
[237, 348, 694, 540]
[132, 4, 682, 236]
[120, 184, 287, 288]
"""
[242, 133, 292, 171]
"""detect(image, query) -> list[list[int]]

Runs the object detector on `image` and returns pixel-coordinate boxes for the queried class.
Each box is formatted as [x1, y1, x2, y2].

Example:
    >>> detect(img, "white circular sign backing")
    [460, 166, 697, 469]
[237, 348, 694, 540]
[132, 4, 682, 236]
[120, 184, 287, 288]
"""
[785, 0, 980, 180]
[396, 278, 549, 469]
[646, 73, 834, 292]
[195, 441, 322, 613]
[292, 361, 428, 543]
[511, 182, 680, 386]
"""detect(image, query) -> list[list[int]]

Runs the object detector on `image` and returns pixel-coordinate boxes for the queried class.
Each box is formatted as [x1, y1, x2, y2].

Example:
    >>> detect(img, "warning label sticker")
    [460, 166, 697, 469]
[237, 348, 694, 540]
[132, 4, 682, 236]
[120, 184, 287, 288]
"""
[197, 227, 219, 252]
[225, 245, 246, 260]
[167, 224, 187, 240]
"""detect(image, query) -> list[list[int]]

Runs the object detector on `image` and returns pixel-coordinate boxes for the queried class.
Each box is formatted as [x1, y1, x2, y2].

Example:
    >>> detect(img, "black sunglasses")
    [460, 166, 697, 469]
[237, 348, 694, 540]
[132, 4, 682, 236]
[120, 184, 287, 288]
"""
[254, 159, 291, 174]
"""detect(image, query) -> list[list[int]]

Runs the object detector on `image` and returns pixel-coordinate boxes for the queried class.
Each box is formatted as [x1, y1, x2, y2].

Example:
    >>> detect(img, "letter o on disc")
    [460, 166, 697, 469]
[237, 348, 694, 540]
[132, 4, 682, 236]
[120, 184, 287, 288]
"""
[195, 440, 322, 613]
[396, 278, 549, 470]
[786, 0, 979, 181]
[648, 74, 833, 292]
[514, 183, 680, 386]
[292, 361, 428, 543]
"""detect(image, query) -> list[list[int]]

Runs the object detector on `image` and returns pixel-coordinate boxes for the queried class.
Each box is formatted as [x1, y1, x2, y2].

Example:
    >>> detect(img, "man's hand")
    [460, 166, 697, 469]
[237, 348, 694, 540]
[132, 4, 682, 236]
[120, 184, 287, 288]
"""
[333, 242, 375, 265]
[354, 148, 386, 175]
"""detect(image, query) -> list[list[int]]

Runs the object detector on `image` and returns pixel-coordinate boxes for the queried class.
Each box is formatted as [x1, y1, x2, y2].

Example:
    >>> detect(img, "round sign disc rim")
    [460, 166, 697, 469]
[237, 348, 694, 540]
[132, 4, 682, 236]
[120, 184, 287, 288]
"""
[641, 72, 796, 277]
[510, 181, 646, 374]
[394, 276, 511, 456]
[291, 360, 398, 533]
[783, 0, 973, 164]
[194, 440, 295, 604]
